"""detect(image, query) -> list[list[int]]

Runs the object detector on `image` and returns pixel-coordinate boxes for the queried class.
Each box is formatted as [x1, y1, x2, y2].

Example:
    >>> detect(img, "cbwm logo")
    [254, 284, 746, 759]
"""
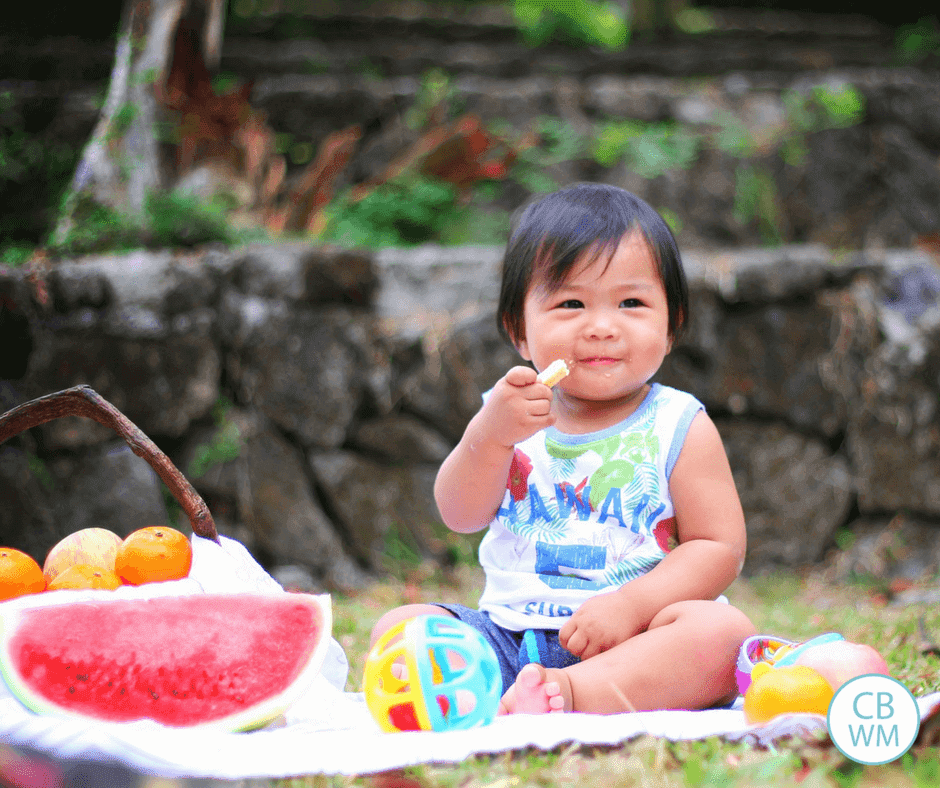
[827, 675, 921, 765]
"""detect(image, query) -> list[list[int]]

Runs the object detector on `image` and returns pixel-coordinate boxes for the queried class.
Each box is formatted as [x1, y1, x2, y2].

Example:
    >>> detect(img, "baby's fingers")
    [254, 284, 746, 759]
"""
[504, 365, 540, 387]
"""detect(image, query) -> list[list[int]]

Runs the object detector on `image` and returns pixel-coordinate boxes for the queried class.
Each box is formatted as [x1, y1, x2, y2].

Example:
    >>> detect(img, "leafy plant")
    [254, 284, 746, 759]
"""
[0, 245, 34, 268]
[188, 398, 243, 479]
[896, 16, 940, 63]
[733, 164, 783, 245]
[513, 0, 629, 50]
[505, 116, 586, 194]
[812, 84, 865, 128]
[320, 175, 465, 248]
[0, 90, 80, 254]
[593, 120, 700, 178]
[405, 69, 460, 130]
[49, 190, 251, 258]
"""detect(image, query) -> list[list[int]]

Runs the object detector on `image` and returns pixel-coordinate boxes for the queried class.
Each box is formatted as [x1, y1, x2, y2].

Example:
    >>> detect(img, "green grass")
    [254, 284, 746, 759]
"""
[279, 564, 940, 788]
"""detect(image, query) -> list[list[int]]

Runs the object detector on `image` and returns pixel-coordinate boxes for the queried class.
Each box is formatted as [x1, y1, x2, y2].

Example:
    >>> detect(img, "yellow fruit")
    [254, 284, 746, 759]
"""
[743, 665, 835, 724]
[43, 528, 122, 583]
[47, 564, 123, 591]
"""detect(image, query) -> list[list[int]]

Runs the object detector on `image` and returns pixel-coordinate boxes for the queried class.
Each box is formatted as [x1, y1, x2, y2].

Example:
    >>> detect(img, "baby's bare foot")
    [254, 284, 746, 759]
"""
[498, 663, 569, 715]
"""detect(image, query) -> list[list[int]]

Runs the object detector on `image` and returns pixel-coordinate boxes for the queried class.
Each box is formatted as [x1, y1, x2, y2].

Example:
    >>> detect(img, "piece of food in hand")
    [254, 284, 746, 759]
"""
[536, 359, 570, 387]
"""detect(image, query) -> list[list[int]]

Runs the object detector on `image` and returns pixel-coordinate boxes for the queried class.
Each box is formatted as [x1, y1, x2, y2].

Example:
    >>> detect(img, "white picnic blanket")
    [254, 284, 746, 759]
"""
[1, 536, 937, 780]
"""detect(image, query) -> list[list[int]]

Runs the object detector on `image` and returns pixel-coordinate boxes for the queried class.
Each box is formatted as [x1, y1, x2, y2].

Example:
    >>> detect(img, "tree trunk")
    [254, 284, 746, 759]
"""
[53, 0, 226, 245]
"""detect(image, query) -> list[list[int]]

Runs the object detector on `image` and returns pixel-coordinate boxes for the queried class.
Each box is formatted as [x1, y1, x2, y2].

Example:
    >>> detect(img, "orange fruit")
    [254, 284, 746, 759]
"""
[0, 548, 46, 601]
[743, 664, 835, 724]
[43, 528, 122, 584]
[47, 564, 123, 591]
[114, 527, 192, 585]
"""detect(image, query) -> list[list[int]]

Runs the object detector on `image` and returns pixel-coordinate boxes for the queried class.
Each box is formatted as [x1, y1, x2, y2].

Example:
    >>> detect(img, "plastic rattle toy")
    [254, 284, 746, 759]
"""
[363, 615, 503, 732]
[736, 632, 843, 695]
[743, 664, 835, 724]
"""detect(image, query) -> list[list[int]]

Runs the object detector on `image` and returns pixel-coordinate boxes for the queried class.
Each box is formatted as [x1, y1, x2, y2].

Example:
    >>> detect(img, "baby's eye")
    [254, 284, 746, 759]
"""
[620, 298, 644, 308]
[558, 299, 584, 309]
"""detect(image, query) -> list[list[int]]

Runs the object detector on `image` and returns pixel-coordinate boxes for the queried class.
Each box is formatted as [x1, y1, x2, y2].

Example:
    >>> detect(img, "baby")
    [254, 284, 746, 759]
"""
[371, 183, 755, 714]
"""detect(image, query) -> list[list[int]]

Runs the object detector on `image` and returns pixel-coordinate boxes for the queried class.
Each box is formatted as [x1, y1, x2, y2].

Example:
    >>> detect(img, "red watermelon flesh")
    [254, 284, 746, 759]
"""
[0, 593, 331, 731]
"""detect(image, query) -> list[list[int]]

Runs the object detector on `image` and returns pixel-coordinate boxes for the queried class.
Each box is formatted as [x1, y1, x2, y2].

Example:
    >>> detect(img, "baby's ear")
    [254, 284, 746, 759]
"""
[502, 317, 530, 360]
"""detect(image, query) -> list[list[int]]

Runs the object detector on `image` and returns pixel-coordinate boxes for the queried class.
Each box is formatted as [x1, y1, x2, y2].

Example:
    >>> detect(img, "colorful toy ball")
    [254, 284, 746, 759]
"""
[363, 615, 503, 732]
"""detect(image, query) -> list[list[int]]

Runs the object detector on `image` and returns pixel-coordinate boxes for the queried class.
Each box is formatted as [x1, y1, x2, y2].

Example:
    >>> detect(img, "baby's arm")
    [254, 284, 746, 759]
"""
[560, 411, 746, 659]
[435, 366, 555, 533]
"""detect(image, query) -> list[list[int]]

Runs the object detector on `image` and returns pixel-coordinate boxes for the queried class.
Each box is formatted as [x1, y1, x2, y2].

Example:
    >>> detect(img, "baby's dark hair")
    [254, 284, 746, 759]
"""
[497, 183, 688, 345]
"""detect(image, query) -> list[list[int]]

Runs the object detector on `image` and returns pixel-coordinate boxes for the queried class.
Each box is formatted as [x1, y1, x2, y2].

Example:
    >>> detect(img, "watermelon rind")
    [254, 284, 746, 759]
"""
[0, 592, 332, 732]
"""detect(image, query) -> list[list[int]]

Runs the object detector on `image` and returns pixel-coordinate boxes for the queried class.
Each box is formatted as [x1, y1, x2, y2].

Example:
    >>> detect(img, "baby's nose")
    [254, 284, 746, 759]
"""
[586, 310, 618, 339]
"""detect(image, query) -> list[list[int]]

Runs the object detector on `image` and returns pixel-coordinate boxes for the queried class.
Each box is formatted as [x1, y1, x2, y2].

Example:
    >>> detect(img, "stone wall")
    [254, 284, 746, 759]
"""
[2, 242, 938, 588]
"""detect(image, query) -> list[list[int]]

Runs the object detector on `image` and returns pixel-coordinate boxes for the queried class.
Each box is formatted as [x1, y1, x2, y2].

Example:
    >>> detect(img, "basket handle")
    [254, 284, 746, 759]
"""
[0, 385, 219, 542]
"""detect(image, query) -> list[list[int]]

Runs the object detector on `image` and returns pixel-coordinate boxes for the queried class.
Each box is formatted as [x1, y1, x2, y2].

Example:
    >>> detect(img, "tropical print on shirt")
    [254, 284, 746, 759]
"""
[477, 383, 703, 631]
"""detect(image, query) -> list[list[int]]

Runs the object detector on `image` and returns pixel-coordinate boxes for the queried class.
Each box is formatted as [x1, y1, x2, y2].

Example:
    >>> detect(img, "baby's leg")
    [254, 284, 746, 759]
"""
[501, 600, 754, 714]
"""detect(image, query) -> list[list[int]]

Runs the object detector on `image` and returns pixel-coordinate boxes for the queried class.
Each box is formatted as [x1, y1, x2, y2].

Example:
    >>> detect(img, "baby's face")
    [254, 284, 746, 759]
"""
[516, 231, 672, 405]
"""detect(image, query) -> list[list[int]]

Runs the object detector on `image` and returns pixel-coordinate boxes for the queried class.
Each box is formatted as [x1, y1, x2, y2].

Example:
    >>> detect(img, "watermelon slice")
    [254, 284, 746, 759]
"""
[0, 592, 331, 731]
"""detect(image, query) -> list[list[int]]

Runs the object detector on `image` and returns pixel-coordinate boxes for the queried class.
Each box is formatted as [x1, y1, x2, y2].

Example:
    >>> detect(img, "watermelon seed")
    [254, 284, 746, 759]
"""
[68, 686, 75, 694]
[149, 690, 159, 700]
[76, 673, 89, 682]
[119, 687, 126, 696]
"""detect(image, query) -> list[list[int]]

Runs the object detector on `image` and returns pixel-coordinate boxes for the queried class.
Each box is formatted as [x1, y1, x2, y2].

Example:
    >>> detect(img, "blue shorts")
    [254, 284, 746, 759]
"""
[436, 603, 580, 695]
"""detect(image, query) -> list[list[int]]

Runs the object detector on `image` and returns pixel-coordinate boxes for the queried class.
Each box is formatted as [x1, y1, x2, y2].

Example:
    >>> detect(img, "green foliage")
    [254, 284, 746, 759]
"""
[513, 0, 629, 50]
[51, 194, 141, 257]
[580, 80, 867, 247]
[506, 116, 586, 194]
[146, 192, 242, 248]
[320, 176, 465, 248]
[733, 164, 783, 245]
[0, 245, 34, 268]
[50, 191, 250, 258]
[896, 16, 940, 63]
[674, 8, 717, 35]
[27, 455, 54, 492]
[405, 69, 460, 130]
[593, 120, 700, 177]
[107, 103, 137, 141]
[714, 113, 758, 159]
[188, 398, 243, 480]
[378, 523, 424, 577]
[811, 84, 866, 129]
[0, 89, 80, 254]
[783, 84, 866, 134]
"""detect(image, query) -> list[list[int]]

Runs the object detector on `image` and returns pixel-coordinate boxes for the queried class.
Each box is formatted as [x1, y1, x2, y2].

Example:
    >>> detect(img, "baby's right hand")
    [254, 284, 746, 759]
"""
[477, 366, 556, 448]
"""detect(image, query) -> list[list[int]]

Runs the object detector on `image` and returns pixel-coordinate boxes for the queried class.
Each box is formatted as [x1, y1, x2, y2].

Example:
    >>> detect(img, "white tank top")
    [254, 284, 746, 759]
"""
[477, 383, 704, 631]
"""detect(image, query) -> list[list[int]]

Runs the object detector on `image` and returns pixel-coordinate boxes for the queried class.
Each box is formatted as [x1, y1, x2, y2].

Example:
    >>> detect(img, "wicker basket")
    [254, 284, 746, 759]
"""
[0, 385, 219, 542]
